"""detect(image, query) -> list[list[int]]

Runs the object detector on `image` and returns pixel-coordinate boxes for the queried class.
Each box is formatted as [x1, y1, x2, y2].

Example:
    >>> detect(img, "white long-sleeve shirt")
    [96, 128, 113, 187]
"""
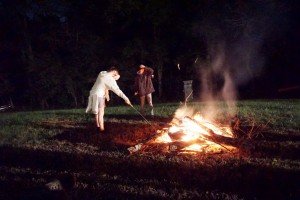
[86, 71, 129, 114]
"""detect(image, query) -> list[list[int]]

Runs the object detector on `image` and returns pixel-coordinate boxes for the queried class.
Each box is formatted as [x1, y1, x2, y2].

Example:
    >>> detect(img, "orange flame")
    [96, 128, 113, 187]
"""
[155, 112, 234, 153]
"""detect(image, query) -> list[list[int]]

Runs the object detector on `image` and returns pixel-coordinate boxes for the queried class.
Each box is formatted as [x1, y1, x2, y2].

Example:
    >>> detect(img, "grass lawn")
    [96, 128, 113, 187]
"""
[0, 100, 300, 199]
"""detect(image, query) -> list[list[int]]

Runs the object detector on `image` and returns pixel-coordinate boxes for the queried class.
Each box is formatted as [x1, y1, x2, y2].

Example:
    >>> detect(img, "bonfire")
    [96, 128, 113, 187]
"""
[128, 105, 246, 154]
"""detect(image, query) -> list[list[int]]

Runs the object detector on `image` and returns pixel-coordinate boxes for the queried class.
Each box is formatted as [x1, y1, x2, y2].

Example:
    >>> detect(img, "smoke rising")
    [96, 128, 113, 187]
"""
[193, 1, 289, 119]
[173, 1, 291, 121]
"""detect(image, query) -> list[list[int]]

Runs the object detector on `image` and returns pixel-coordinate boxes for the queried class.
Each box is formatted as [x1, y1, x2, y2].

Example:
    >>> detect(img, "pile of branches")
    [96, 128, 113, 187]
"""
[128, 115, 268, 155]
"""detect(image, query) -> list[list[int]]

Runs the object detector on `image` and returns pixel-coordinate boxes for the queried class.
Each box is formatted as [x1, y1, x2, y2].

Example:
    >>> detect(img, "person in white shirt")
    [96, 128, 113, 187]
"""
[86, 67, 131, 132]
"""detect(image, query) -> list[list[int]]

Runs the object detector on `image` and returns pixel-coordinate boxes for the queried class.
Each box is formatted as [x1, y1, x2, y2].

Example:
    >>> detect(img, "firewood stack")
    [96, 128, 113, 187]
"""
[128, 114, 256, 154]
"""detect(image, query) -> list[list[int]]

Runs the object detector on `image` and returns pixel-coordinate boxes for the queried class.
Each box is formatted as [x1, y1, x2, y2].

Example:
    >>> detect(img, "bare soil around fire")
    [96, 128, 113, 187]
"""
[1, 115, 300, 200]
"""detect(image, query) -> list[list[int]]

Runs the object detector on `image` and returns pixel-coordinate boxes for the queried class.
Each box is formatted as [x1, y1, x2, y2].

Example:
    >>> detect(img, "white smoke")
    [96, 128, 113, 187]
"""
[193, 1, 288, 120]
[176, 1, 290, 121]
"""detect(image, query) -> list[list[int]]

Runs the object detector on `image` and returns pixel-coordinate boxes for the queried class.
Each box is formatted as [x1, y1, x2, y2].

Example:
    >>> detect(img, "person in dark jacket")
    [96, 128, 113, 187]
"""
[134, 64, 155, 115]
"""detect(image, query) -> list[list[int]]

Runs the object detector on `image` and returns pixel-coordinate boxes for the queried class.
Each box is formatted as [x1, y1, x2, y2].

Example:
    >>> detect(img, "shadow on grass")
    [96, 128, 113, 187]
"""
[1, 144, 300, 200]
[1, 115, 300, 199]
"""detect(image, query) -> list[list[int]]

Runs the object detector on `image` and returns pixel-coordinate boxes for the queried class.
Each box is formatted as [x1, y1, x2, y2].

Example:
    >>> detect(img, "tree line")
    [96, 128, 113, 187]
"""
[0, 0, 296, 109]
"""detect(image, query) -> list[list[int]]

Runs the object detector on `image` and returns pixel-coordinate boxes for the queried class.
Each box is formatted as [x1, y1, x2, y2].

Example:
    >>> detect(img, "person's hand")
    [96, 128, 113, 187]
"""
[134, 92, 138, 96]
[106, 96, 110, 102]
[113, 74, 120, 80]
[125, 98, 131, 106]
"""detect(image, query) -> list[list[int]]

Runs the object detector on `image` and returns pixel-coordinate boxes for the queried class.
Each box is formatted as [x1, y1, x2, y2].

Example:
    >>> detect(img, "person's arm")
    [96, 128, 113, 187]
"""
[144, 67, 154, 76]
[134, 76, 139, 96]
[107, 78, 131, 105]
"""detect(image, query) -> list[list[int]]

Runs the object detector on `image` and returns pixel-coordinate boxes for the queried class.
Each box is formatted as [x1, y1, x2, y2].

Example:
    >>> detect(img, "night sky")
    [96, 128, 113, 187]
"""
[0, 0, 299, 108]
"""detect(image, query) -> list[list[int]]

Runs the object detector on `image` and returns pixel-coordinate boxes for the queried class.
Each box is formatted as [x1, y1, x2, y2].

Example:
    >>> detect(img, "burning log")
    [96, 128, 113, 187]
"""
[168, 130, 186, 141]
[168, 133, 250, 153]
[168, 140, 207, 152]
[183, 116, 215, 136]
[203, 128, 254, 152]
[184, 116, 235, 138]
[181, 116, 251, 151]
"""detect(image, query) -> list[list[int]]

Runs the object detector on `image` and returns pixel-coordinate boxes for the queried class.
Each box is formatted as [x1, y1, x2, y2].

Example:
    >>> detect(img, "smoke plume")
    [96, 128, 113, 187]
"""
[194, 1, 289, 120]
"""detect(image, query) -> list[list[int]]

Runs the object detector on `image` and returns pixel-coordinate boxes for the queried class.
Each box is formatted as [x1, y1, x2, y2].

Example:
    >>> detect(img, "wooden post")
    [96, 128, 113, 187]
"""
[183, 80, 193, 101]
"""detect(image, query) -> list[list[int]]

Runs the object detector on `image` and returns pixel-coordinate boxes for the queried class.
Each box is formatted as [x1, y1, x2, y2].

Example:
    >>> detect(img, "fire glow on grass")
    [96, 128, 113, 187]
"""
[154, 112, 236, 153]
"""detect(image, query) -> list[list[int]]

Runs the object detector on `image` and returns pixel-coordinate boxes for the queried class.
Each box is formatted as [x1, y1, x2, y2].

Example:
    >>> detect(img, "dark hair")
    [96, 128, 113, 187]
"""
[107, 66, 119, 73]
